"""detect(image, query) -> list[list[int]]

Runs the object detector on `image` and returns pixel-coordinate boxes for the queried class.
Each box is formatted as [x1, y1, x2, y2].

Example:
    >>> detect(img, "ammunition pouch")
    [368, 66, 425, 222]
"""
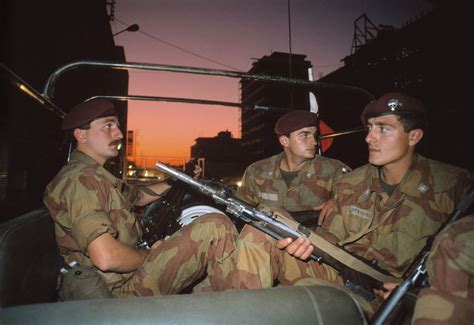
[58, 264, 112, 301]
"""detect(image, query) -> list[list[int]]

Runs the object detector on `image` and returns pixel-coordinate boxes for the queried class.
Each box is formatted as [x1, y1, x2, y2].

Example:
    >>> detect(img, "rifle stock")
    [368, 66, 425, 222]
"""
[155, 162, 397, 301]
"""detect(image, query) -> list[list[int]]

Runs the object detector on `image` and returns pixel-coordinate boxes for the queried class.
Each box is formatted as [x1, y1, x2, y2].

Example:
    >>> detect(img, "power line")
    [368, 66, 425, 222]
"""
[114, 18, 243, 71]
[314, 64, 344, 68]
[113, 18, 344, 73]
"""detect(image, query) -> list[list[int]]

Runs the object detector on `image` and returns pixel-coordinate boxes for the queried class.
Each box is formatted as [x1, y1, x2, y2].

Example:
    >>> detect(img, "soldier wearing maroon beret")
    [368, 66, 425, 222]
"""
[44, 99, 238, 300]
[232, 109, 351, 290]
[273, 109, 319, 135]
[273, 93, 472, 319]
[61, 99, 117, 131]
[360, 92, 426, 125]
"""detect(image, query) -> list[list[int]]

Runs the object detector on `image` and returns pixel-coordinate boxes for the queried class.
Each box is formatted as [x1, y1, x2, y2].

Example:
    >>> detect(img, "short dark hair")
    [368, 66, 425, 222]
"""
[398, 113, 426, 132]
[64, 123, 91, 147]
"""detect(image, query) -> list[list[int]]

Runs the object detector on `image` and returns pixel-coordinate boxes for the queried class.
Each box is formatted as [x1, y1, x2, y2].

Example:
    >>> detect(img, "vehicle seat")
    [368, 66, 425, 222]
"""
[0, 285, 367, 324]
[0, 207, 62, 307]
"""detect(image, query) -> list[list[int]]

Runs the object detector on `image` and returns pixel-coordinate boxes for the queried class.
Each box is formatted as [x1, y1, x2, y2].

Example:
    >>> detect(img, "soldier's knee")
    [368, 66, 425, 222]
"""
[196, 213, 237, 234]
[239, 224, 274, 243]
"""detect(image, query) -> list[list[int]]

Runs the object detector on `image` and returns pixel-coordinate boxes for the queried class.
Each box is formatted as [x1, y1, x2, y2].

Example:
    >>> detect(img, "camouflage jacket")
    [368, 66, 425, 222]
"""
[43, 150, 142, 290]
[237, 152, 350, 212]
[412, 215, 474, 324]
[323, 153, 473, 278]
[426, 215, 474, 296]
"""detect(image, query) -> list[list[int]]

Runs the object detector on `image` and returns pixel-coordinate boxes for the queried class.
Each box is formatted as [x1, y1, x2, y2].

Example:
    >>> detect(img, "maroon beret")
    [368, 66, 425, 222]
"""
[61, 99, 116, 130]
[361, 92, 425, 125]
[274, 110, 318, 135]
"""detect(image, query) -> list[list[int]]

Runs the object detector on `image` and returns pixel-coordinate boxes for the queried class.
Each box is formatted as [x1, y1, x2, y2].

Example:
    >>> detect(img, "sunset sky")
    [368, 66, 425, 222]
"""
[111, 0, 432, 166]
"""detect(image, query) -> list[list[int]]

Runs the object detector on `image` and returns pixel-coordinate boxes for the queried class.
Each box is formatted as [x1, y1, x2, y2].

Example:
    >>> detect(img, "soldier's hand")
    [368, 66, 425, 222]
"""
[276, 237, 313, 261]
[374, 282, 398, 300]
[315, 199, 335, 226]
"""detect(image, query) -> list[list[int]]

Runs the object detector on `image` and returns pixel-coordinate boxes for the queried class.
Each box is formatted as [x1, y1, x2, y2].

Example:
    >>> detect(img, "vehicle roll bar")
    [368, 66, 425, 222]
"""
[43, 60, 374, 102]
[2, 60, 369, 141]
[0, 63, 66, 118]
[87, 95, 310, 112]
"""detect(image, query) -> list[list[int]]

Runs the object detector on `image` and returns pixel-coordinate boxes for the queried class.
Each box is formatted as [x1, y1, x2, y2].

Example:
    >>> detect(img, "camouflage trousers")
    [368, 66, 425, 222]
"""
[412, 215, 474, 325]
[231, 224, 380, 316]
[116, 213, 237, 297]
[231, 224, 339, 289]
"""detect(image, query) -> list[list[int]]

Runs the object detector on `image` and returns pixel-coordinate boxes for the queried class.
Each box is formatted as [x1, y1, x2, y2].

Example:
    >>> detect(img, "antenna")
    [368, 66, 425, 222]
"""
[106, 0, 116, 21]
[287, 0, 294, 109]
[288, 0, 292, 78]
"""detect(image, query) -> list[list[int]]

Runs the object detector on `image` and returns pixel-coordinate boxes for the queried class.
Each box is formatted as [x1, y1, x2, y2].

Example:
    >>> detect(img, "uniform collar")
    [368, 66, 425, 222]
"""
[360, 153, 432, 202]
[274, 152, 317, 179]
[70, 149, 122, 188]
[397, 153, 431, 198]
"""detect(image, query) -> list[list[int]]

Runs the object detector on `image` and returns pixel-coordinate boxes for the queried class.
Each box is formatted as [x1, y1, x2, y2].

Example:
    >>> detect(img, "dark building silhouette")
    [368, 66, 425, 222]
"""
[1, 0, 129, 221]
[317, 0, 473, 171]
[190, 131, 246, 180]
[240, 52, 312, 162]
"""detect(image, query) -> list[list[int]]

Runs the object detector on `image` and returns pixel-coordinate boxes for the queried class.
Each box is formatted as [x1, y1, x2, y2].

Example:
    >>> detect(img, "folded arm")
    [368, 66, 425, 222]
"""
[87, 233, 149, 272]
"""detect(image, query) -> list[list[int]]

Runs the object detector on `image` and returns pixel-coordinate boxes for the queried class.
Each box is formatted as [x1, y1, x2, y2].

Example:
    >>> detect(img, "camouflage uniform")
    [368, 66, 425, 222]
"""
[323, 154, 472, 278]
[44, 150, 237, 298]
[412, 215, 474, 325]
[237, 152, 349, 209]
[232, 152, 350, 289]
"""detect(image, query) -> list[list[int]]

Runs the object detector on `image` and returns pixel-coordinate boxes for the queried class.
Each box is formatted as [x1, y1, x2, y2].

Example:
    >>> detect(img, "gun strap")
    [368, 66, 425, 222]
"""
[278, 214, 401, 284]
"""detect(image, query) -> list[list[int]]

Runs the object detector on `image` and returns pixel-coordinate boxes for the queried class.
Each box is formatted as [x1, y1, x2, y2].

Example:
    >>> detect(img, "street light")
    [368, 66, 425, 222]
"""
[113, 24, 140, 36]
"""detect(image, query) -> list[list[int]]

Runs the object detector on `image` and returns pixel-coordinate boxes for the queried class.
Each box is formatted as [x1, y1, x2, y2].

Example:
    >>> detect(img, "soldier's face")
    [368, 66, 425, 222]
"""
[282, 126, 317, 162]
[365, 114, 419, 168]
[76, 116, 123, 165]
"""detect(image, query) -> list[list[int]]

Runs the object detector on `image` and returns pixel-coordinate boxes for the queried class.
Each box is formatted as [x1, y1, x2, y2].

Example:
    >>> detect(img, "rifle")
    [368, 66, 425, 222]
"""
[155, 162, 399, 301]
[289, 210, 320, 228]
[371, 187, 474, 325]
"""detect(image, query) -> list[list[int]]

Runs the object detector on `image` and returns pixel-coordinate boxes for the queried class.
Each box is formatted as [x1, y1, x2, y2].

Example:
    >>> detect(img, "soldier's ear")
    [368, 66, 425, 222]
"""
[408, 128, 423, 147]
[279, 135, 289, 147]
[74, 129, 87, 143]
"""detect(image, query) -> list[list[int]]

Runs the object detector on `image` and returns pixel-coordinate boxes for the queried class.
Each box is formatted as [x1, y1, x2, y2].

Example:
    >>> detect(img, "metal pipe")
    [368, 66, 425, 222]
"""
[86, 95, 307, 112]
[89, 94, 367, 141]
[1, 64, 66, 118]
[320, 127, 366, 139]
[42, 60, 375, 101]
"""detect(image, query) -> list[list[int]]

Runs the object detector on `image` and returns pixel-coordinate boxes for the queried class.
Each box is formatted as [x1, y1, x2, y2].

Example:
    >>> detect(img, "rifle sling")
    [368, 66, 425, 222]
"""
[277, 213, 401, 284]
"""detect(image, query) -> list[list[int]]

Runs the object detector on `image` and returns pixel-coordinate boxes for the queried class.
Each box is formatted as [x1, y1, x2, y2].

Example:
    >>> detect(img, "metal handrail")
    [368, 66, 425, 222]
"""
[1, 63, 67, 118]
[3, 61, 369, 141]
[43, 60, 375, 101]
[88, 94, 367, 140]
[87, 95, 309, 112]
[3, 60, 370, 141]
